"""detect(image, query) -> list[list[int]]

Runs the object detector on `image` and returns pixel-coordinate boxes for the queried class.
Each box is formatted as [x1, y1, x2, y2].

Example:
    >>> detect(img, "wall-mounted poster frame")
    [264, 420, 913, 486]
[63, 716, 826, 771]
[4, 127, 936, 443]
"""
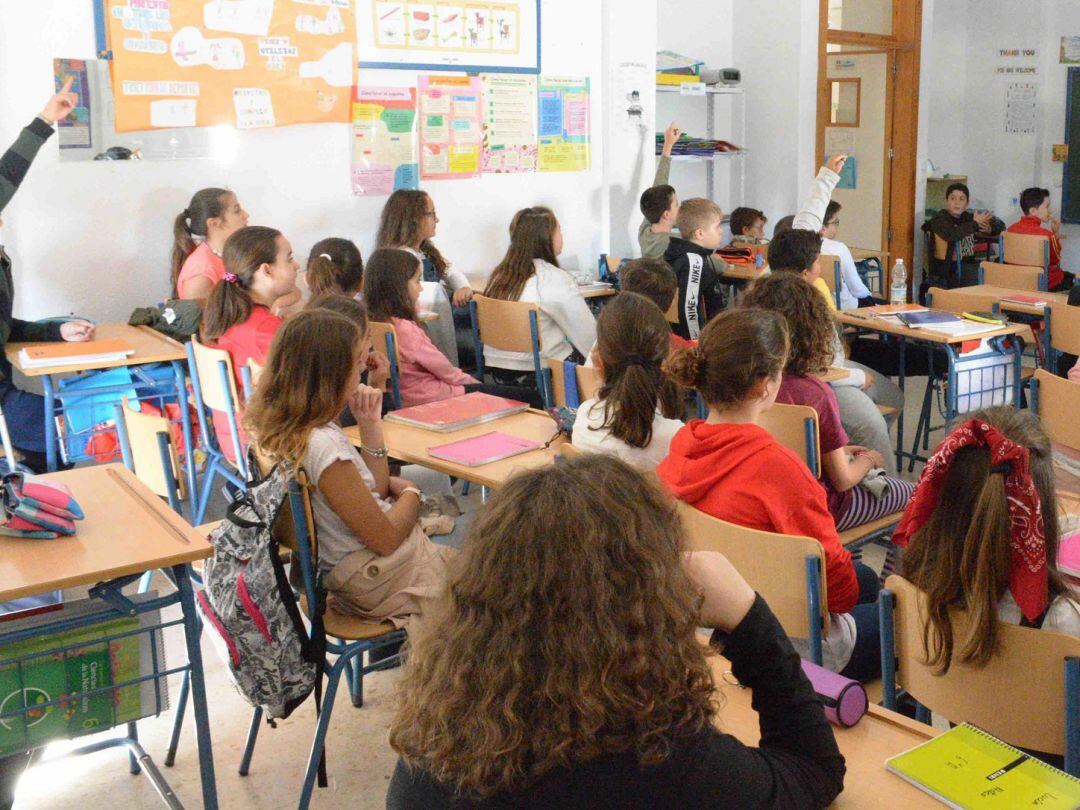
[358, 1, 540, 75]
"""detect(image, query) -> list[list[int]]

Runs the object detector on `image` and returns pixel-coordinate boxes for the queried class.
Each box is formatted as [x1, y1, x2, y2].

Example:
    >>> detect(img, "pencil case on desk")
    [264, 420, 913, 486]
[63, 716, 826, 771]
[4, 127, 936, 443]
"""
[0, 473, 84, 536]
[801, 659, 868, 727]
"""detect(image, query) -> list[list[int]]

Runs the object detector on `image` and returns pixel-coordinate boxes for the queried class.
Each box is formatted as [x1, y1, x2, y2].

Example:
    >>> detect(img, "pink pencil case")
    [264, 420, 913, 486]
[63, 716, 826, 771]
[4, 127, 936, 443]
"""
[801, 659, 868, 727]
[1, 473, 84, 538]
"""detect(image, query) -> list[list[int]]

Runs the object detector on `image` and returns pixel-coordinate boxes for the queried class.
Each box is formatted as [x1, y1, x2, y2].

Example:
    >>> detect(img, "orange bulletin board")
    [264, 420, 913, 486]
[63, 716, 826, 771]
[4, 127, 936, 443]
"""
[103, 0, 355, 132]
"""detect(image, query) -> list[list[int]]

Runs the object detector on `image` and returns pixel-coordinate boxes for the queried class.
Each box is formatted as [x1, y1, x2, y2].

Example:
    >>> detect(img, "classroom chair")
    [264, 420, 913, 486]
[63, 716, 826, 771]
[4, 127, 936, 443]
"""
[240, 358, 264, 401]
[368, 320, 403, 409]
[678, 501, 828, 665]
[1030, 369, 1080, 453]
[470, 295, 553, 409]
[237, 460, 407, 809]
[930, 233, 964, 285]
[1044, 302, 1080, 375]
[880, 575, 1080, 775]
[186, 337, 249, 525]
[819, 254, 843, 310]
[978, 260, 1045, 292]
[1000, 231, 1051, 286]
[759, 402, 903, 551]
[665, 295, 679, 325]
[545, 359, 601, 409]
[598, 254, 625, 284]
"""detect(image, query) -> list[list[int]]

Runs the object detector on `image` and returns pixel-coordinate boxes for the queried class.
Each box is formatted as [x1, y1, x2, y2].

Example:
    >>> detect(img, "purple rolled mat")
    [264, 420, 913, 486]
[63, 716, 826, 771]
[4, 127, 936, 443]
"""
[800, 659, 869, 727]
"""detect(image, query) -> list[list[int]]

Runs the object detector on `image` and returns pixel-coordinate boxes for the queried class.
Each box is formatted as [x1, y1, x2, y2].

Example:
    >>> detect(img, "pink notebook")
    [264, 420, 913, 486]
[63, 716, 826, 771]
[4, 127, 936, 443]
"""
[427, 432, 542, 467]
[385, 392, 529, 432]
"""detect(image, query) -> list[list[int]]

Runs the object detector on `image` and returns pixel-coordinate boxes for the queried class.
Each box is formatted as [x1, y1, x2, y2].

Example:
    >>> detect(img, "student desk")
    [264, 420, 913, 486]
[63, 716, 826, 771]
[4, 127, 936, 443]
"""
[837, 310, 1027, 470]
[718, 263, 767, 286]
[346, 409, 565, 490]
[708, 654, 940, 807]
[5, 324, 197, 513]
[818, 366, 852, 384]
[464, 275, 617, 301]
[962, 285, 1067, 317]
[0, 464, 217, 809]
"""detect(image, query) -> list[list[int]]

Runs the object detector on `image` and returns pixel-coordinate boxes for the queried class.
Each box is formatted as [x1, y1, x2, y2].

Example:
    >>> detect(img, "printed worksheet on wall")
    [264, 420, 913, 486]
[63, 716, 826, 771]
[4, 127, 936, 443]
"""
[537, 76, 590, 172]
[352, 86, 419, 195]
[480, 74, 537, 172]
[418, 74, 483, 179]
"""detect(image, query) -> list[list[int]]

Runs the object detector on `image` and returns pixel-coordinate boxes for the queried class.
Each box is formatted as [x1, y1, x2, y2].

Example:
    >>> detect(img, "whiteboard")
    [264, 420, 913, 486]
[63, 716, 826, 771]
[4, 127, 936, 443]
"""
[357, 1, 540, 74]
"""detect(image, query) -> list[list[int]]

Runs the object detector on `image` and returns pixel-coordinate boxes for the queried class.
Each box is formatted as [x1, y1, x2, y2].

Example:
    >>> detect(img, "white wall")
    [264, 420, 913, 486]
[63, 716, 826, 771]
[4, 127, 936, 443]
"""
[920, 0, 1080, 269]
[0, 0, 621, 323]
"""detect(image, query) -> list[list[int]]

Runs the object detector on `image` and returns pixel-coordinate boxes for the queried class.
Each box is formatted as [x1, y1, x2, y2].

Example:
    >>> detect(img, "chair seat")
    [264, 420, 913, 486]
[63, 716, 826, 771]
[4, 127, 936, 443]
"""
[839, 512, 902, 547]
[1021, 367, 1035, 381]
[299, 595, 400, 641]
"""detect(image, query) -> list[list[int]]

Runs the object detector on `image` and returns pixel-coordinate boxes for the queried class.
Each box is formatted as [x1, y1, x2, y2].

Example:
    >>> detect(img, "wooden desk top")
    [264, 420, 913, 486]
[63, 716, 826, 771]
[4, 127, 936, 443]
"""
[964, 285, 1068, 316]
[849, 247, 890, 263]
[719, 264, 767, 282]
[417, 310, 440, 323]
[709, 655, 939, 807]
[346, 410, 566, 489]
[581, 287, 618, 300]
[0, 465, 211, 602]
[6, 323, 186, 377]
[818, 366, 852, 383]
[837, 310, 1030, 346]
[465, 275, 616, 301]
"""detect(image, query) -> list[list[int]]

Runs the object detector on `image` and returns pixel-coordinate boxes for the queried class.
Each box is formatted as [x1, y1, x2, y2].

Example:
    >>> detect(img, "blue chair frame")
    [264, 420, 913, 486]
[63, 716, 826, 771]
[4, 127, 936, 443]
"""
[469, 299, 553, 409]
[880, 587, 1080, 776]
[383, 330, 402, 410]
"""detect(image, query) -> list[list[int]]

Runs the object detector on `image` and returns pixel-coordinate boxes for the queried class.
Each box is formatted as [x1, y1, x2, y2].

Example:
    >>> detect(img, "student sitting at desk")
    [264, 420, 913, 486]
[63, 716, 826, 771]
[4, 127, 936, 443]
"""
[1006, 187, 1072, 292]
[0, 81, 94, 475]
[388, 455, 845, 807]
[171, 188, 249, 301]
[727, 206, 768, 247]
[821, 201, 882, 308]
[664, 199, 726, 341]
[922, 182, 1005, 291]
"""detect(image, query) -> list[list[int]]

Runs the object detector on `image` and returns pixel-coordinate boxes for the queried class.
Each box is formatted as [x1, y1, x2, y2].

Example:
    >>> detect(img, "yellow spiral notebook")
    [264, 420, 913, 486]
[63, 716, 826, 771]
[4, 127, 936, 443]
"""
[886, 723, 1080, 809]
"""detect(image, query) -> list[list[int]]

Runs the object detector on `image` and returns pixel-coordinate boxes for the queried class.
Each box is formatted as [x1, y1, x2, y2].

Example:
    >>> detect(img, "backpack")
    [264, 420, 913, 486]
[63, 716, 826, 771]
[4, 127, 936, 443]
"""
[197, 458, 322, 720]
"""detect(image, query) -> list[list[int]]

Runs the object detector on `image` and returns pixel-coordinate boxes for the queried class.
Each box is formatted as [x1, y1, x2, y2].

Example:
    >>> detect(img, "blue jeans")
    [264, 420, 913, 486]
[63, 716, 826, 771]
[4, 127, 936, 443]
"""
[840, 562, 882, 683]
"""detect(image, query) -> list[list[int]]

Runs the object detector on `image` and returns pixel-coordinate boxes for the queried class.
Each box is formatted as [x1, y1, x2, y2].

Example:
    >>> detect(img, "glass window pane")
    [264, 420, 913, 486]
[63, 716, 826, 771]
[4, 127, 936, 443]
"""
[828, 0, 893, 36]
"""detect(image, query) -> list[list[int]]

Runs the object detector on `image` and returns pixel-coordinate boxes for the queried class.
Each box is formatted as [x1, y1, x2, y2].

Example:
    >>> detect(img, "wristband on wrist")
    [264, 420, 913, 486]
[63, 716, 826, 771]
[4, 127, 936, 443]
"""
[399, 487, 422, 500]
[360, 444, 388, 458]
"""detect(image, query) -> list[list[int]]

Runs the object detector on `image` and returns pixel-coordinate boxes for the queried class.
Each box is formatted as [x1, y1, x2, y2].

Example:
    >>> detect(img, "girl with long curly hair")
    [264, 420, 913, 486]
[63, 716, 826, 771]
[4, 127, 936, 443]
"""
[658, 308, 881, 681]
[741, 273, 914, 535]
[388, 454, 845, 806]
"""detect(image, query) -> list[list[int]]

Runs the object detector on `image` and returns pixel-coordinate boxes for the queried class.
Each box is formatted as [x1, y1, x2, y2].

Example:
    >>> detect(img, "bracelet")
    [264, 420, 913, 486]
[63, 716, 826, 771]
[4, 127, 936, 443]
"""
[399, 487, 422, 500]
[360, 444, 388, 458]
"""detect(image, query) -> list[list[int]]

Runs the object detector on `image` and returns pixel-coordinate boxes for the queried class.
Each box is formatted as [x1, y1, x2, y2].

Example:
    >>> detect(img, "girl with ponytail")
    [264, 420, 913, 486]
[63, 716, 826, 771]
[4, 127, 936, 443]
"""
[657, 309, 883, 682]
[304, 238, 364, 300]
[171, 188, 248, 299]
[572, 293, 683, 470]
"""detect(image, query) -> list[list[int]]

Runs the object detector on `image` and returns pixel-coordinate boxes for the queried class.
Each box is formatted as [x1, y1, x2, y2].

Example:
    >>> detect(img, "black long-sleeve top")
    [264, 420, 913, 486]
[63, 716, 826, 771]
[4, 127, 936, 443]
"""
[386, 595, 846, 809]
[663, 236, 725, 342]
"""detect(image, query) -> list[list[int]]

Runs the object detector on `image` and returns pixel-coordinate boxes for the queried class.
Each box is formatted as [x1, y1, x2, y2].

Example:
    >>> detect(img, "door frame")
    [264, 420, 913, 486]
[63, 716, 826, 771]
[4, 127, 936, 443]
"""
[815, 0, 923, 285]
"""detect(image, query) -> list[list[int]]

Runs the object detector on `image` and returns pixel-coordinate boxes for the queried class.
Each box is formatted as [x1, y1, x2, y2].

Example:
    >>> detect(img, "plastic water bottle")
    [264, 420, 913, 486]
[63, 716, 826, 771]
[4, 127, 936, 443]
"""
[889, 259, 907, 306]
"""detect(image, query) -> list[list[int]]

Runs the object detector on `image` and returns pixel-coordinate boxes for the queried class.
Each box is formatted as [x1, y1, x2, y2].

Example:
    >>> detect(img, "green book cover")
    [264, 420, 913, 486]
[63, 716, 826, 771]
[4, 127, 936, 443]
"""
[0, 597, 167, 756]
[886, 723, 1080, 809]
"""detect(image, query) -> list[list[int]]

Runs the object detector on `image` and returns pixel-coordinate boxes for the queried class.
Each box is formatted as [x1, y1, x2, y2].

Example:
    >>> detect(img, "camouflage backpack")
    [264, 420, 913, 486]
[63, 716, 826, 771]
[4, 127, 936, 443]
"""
[197, 460, 322, 720]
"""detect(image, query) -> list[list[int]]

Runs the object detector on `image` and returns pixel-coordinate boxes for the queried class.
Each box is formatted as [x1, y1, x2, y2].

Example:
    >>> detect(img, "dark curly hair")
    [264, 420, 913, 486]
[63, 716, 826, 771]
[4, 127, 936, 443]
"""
[741, 273, 835, 377]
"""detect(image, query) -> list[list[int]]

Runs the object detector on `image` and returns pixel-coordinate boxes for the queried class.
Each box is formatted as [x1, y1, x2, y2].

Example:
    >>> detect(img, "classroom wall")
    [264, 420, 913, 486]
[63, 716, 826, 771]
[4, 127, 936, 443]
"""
[0, 0, 618, 323]
[920, 0, 1080, 269]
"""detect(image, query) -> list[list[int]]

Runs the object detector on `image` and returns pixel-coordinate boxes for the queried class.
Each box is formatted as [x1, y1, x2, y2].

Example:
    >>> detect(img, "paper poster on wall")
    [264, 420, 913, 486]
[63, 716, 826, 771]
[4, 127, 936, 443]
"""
[358, 1, 540, 74]
[613, 61, 652, 134]
[1061, 36, 1080, 64]
[1004, 82, 1037, 135]
[418, 74, 482, 180]
[352, 86, 418, 196]
[102, 0, 355, 132]
[824, 128, 854, 155]
[480, 74, 536, 173]
[826, 154, 857, 189]
[995, 65, 1037, 76]
[52, 59, 93, 149]
[537, 76, 590, 173]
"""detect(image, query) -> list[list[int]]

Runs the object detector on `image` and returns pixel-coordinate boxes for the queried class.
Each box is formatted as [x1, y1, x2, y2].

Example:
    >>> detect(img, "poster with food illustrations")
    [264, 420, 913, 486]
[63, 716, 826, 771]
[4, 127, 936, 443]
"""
[352, 85, 419, 195]
[103, 0, 355, 132]
[418, 74, 482, 180]
[480, 73, 536, 172]
[537, 76, 590, 172]
[358, 0, 539, 74]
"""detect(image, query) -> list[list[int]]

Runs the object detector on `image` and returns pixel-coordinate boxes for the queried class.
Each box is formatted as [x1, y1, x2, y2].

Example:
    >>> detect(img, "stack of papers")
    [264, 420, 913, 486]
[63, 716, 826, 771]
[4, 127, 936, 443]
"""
[18, 339, 134, 369]
[917, 320, 1003, 338]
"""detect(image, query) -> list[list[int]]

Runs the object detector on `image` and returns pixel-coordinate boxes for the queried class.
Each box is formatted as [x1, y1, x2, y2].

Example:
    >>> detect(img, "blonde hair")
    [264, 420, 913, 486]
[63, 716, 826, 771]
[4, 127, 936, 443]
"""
[243, 309, 361, 465]
[675, 198, 723, 238]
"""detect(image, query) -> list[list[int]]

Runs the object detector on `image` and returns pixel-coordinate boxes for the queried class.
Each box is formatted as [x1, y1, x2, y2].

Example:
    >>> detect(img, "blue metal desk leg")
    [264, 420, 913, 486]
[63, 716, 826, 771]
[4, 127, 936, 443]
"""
[895, 338, 906, 472]
[173, 563, 218, 809]
[43, 373, 58, 471]
[171, 360, 198, 518]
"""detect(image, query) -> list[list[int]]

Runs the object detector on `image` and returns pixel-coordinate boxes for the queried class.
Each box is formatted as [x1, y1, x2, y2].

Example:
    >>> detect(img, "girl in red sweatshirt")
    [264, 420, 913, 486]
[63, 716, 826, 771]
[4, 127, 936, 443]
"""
[658, 308, 881, 681]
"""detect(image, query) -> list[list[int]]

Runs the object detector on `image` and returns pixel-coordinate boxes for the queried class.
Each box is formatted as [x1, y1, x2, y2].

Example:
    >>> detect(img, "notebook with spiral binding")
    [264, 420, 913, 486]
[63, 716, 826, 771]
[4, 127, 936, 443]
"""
[885, 723, 1080, 809]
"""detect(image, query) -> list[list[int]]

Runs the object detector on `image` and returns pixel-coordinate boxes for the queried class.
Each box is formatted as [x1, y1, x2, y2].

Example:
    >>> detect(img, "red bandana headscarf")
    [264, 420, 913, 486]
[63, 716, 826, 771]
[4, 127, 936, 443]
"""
[892, 418, 1049, 622]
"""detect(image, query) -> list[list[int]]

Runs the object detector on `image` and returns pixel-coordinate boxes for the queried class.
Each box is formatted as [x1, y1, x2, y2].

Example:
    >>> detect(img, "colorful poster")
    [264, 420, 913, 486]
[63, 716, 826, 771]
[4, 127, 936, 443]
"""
[352, 86, 419, 196]
[358, 1, 540, 74]
[103, 0, 355, 132]
[537, 76, 590, 173]
[52, 59, 93, 149]
[480, 74, 536, 173]
[418, 74, 482, 180]
[1060, 36, 1080, 64]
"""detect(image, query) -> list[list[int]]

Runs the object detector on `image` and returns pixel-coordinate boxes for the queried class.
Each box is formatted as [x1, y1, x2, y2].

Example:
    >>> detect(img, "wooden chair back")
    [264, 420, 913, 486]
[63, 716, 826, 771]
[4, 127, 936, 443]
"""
[252, 448, 313, 558]
[979, 261, 1043, 291]
[472, 294, 542, 353]
[665, 295, 679, 325]
[678, 502, 827, 641]
[926, 287, 998, 317]
[885, 574, 1080, 757]
[1049, 302, 1080, 356]
[545, 360, 602, 408]
[247, 358, 264, 384]
[933, 234, 949, 261]
[190, 335, 241, 414]
[1001, 231, 1050, 269]
[367, 321, 400, 372]
[759, 402, 821, 477]
[601, 255, 624, 279]
[119, 397, 185, 500]
[1034, 368, 1080, 451]
[819, 254, 841, 307]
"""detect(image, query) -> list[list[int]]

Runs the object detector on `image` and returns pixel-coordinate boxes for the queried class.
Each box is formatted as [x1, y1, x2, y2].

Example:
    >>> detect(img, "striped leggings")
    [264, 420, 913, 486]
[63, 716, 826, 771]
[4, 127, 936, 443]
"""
[835, 476, 916, 532]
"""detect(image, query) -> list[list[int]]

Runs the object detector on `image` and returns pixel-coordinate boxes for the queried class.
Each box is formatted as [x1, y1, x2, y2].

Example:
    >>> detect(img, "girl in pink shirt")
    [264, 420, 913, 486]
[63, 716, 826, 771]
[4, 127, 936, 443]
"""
[171, 188, 249, 300]
[364, 249, 542, 409]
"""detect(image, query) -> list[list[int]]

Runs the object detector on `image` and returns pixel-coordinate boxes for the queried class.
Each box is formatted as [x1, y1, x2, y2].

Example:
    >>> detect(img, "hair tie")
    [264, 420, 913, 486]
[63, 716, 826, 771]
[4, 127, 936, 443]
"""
[319, 253, 333, 261]
[223, 272, 240, 285]
[893, 418, 1048, 623]
[623, 355, 650, 367]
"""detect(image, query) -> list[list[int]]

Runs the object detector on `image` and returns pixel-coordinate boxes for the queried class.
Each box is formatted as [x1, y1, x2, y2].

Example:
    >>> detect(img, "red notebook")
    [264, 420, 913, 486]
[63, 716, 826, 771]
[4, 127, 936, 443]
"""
[1000, 294, 1050, 308]
[384, 392, 530, 432]
[427, 431, 541, 466]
